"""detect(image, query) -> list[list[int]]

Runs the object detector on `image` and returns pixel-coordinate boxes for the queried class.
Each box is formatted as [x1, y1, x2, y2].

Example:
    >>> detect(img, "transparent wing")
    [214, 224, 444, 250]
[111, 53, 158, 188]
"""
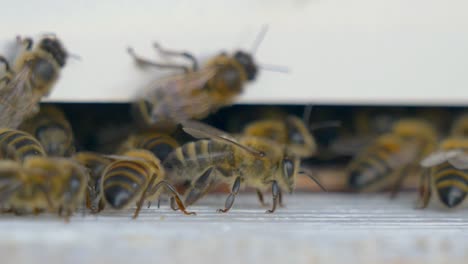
[0, 65, 40, 128]
[139, 67, 219, 122]
[448, 151, 468, 170]
[420, 150, 463, 167]
[181, 120, 265, 158]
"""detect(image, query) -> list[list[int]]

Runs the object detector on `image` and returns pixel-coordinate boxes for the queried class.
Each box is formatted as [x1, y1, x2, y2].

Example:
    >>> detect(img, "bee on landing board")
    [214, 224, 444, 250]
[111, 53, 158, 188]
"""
[163, 121, 326, 213]
[419, 137, 468, 209]
[346, 119, 438, 196]
[19, 105, 75, 157]
[0, 34, 69, 128]
[129, 26, 286, 126]
[0, 157, 88, 220]
[101, 149, 195, 218]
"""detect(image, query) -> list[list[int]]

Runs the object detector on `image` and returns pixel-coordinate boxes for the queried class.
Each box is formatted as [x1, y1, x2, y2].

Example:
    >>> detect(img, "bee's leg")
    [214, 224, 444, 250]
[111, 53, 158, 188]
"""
[389, 166, 412, 199]
[217, 176, 241, 213]
[266, 181, 279, 213]
[170, 197, 179, 211]
[16, 36, 33, 50]
[149, 180, 196, 215]
[147, 201, 152, 209]
[133, 175, 157, 219]
[256, 189, 269, 207]
[416, 169, 431, 209]
[127, 47, 190, 73]
[278, 189, 285, 208]
[185, 167, 216, 206]
[0, 56, 11, 72]
[153, 42, 199, 71]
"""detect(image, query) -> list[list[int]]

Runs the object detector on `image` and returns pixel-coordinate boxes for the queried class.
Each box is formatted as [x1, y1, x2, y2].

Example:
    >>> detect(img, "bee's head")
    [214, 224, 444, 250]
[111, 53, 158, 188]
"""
[38, 36, 68, 67]
[233, 50, 258, 81]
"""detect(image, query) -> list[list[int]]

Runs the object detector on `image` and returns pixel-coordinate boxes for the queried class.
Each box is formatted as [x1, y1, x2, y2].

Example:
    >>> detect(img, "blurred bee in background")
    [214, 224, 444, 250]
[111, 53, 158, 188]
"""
[129, 26, 286, 127]
[419, 137, 468, 209]
[0, 128, 46, 162]
[0, 34, 69, 128]
[0, 157, 88, 220]
[19, 105, 75, 157]
[73, 151, 113, 213]
[164, 121, 326, 213]
[450, 113, 468, 137]
[101, 149, 195, 218]
[118, 132, 179, 161]
[346, 119, 438, 196]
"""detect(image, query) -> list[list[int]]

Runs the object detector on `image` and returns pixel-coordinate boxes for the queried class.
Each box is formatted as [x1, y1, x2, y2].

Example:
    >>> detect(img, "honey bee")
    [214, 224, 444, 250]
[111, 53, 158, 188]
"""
[164, 121, 326, 213]
[346, 119, 437, 195]
[0, 128, 46, 162]
[0, 34, 69, 128]
[419, 137, 468, 209]
[101, 149, 195, 218]
[19, 105, 75, 156]
[129, 27, 283, 125]
[0, 157, 88, 219]
[242, 115, 317, 158]
[450, 114, 468, 137]
[118, 132, 179, 161]
[73, 151, 113, 213]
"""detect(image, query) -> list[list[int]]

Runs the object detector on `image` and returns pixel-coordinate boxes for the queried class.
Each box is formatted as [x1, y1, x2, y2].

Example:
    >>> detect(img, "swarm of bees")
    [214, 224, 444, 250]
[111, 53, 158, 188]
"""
[0, 32, 467, 222]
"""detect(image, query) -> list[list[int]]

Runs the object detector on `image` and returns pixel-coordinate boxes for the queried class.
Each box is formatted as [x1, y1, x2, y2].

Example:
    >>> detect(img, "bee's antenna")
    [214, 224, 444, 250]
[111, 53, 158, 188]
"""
[251, 24, 269, 55]
[298, 170, 328, 192]
[258, 63, 290, 73]
[303, 105, 313, 125]
[68, 53, 81, 61]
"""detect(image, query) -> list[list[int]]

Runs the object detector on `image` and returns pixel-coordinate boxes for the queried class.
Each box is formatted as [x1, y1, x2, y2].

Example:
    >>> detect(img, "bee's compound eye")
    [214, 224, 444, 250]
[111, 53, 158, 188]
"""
[234, 50, 257, 81]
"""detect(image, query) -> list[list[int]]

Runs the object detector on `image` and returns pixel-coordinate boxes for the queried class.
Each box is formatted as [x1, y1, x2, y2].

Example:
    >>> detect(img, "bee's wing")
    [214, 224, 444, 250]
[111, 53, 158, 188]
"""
[140, 67, 219, 122]
[181, 120, 265, 158]
[103, 154, 146, 162]
[420, 150, 463, 168]
[447, 151, 468, 170]
[0, 65, 40, 128]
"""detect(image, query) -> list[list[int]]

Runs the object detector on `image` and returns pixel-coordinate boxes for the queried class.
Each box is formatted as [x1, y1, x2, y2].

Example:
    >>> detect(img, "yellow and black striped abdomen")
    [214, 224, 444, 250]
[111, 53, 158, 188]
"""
[136, 134, 179, 161]
[433, 163, 468, 208]
[102, 160, 150, 209]
[0, 129, 46, 162]
[347, 148, 395, 191]
[164, 139, 235, 183]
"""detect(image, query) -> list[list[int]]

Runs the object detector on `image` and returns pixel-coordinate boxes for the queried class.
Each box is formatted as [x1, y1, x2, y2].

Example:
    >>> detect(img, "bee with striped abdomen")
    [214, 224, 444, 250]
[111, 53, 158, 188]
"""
[0, 34, 69, 128]
[101, 149, 195, 218]
[346, 119, 438, 195]
[73, 151, 113, 213]
[419, 137, 468, 209]
[20, 105, 75, 157]
[0, 128, 46, 162]
[164, 121, 326, 213]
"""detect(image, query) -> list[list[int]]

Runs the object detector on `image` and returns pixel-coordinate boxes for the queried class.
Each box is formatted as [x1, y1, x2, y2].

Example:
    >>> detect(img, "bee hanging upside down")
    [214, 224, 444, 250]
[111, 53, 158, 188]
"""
[164, 121, 326, 213]
[129, 26, 287, 126]
[0, 34, 69, 128]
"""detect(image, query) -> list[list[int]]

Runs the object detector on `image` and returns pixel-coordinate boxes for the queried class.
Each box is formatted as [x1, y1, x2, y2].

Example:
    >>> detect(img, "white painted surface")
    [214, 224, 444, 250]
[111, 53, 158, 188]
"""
[1, 193, 468, 264]
[0, 1, 468, 105]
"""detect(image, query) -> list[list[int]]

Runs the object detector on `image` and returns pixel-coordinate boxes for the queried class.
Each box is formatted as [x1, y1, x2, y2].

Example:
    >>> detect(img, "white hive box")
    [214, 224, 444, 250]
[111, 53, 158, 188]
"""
[0, 0, 467, 105]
